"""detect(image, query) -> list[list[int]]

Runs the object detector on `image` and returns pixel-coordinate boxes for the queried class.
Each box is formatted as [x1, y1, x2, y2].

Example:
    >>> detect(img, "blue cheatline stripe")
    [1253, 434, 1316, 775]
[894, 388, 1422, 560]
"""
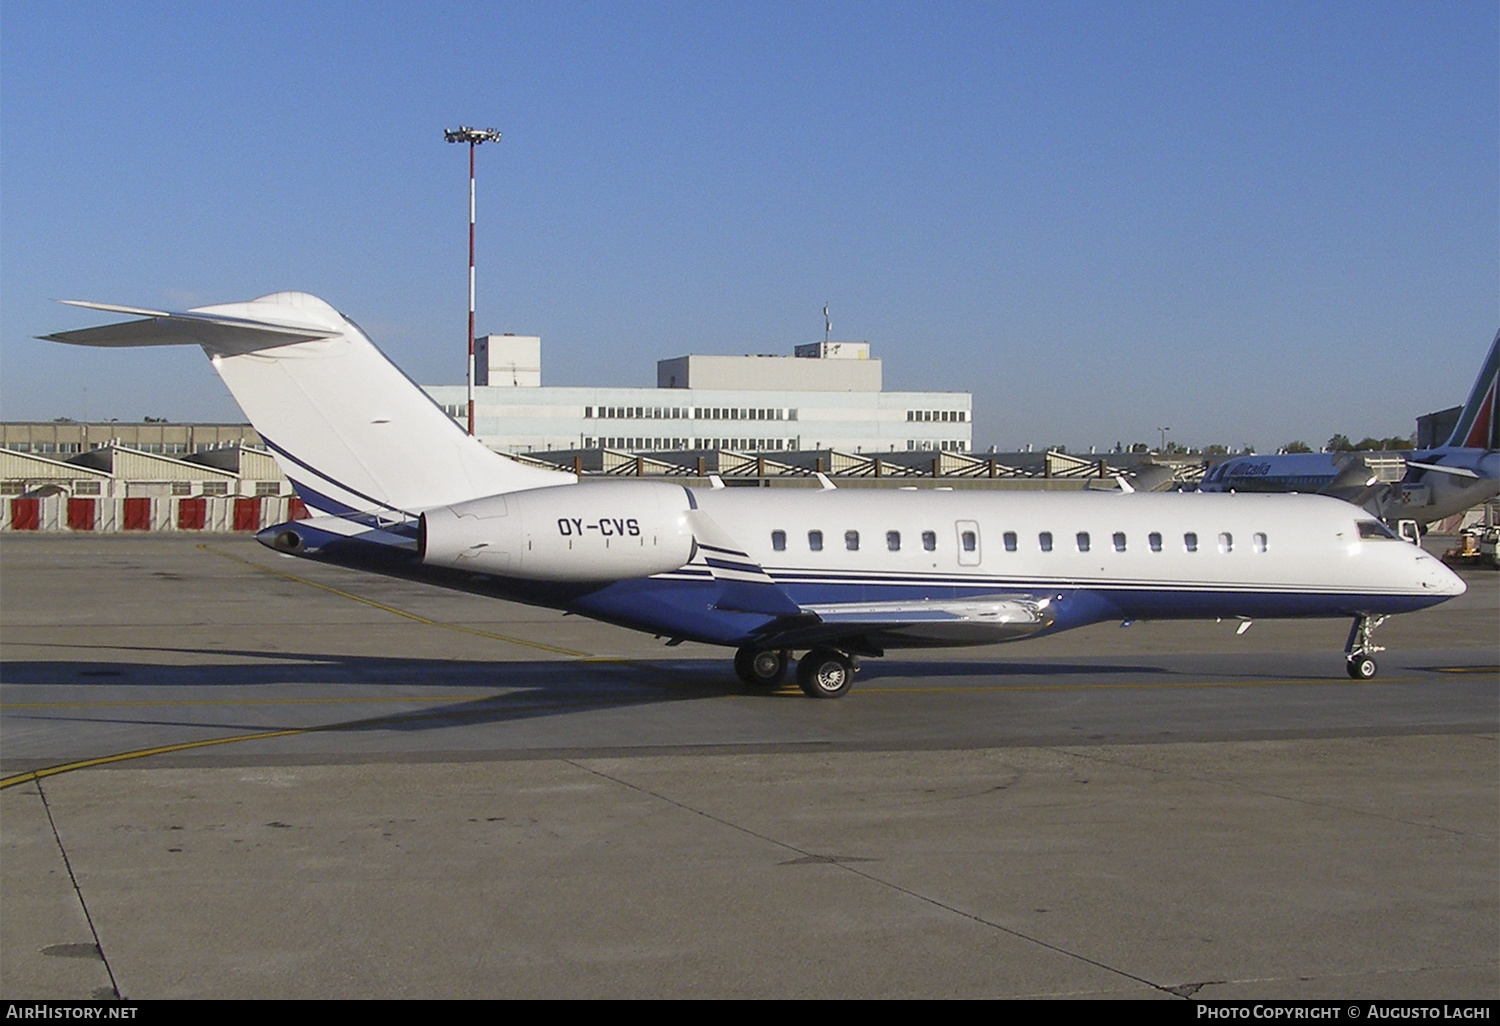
[285, 476, 361, 517]
[261, 434, 410, 517]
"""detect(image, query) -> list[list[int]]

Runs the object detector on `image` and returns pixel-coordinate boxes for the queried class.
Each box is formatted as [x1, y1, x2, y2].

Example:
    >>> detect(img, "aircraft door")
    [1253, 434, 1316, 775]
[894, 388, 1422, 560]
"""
[955, 520, 981, 566]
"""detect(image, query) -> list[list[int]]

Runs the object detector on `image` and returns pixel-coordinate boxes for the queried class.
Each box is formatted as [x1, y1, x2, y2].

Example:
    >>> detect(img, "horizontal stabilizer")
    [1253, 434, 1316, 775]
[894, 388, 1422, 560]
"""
[44, 298, 340, 355]
[1405, 460, 1480, 479]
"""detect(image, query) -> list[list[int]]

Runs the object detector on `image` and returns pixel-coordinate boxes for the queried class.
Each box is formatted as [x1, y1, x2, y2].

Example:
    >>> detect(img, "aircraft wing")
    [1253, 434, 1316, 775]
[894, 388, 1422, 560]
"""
[755, 594, 1057, 650]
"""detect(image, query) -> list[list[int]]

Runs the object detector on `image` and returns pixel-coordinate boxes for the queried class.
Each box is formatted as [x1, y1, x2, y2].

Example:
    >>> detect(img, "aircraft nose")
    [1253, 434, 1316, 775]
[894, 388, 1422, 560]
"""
[1422, 556, 1467, 597]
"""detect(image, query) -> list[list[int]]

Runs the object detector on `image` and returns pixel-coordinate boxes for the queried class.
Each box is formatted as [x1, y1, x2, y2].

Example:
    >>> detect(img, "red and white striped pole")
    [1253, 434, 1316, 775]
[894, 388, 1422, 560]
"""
[445, 126, 502, 436]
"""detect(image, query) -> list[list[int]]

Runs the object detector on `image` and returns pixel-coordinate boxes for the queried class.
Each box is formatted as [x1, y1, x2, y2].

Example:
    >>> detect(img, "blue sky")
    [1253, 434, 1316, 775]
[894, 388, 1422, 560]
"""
[2, 1, 1495, 452]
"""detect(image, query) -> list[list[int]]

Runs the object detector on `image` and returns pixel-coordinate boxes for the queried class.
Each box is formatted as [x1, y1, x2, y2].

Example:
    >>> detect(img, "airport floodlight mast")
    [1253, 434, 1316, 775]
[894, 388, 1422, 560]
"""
[444, 125, 502, 435]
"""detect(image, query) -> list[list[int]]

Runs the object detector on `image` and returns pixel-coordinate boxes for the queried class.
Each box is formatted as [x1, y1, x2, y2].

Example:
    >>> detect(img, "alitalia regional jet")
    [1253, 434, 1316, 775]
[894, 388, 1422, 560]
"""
[45, 292, 1466, 697]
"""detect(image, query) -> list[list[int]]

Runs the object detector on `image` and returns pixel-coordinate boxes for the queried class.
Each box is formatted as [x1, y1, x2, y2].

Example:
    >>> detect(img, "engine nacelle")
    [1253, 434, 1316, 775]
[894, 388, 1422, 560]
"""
[420, 481, 696, 582]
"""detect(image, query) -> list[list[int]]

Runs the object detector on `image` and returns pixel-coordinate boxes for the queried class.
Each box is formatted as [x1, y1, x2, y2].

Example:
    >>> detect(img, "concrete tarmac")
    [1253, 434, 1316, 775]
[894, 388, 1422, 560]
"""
[1, 535, 1495, 999]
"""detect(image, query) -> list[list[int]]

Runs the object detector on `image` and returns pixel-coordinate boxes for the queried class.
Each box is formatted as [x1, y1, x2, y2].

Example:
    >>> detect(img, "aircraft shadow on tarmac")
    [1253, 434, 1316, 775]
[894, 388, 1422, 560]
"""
[0, 642, 1180, 740]
[2, 641, 1171, 690]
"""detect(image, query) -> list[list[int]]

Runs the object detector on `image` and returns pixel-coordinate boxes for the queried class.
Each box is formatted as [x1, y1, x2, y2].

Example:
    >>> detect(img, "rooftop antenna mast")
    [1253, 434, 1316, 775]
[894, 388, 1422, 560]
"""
[823, 303, 831, 346]
[444, 125, 502, 436]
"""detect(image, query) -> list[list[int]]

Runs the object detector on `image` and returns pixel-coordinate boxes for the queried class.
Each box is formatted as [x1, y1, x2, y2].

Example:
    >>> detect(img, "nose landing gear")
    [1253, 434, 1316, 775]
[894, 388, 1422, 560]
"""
[1344, 614, 1388, 680]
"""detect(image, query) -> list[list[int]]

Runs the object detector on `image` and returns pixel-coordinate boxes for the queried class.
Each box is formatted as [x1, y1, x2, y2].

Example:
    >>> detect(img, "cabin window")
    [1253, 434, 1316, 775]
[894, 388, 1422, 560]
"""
[1219, 532, 1233, 553]
[1112, 532, 1127, 552]
[1184, 532, 1198, 553]
[1253, 532, 1268, 553]
[1149, 532, 1162, 552]
[771, 530, 786, 552]
[1039, 531, 1053, 552]
[1076, 532, 1091, 553]
[922, 530, 936, 551]
[887, 530, 901, 551]
[960, 530, 977, 552]
[1003, 531, 1017, 552]
[808, 530, 823, 552]
[846, 530, 860, 551]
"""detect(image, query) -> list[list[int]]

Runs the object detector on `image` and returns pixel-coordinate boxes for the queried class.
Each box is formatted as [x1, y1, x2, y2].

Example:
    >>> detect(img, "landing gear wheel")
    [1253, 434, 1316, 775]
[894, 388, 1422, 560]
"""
[797, 648, 854, 699]
[734, 647, 787, 688]
[1343, 614, 1387, 682]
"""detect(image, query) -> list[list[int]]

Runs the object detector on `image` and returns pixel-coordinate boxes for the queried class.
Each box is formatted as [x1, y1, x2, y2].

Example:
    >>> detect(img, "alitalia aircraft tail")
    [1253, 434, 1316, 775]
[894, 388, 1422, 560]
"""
[43, 291, 573, 516]
[1442, 329, 1500, 451]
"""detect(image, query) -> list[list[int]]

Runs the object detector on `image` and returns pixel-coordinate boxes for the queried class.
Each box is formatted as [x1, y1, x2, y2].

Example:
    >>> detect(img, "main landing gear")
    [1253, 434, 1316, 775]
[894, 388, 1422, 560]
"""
[733, 646, 788, 689]
[1344, 614, 1388, 680]
[733, 645, 859, 698]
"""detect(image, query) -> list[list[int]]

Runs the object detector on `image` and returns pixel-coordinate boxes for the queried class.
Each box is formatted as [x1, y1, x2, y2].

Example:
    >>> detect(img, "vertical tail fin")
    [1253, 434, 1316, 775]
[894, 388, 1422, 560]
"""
[44, 292, 574, 516]
[1442, 329, 1500, 450]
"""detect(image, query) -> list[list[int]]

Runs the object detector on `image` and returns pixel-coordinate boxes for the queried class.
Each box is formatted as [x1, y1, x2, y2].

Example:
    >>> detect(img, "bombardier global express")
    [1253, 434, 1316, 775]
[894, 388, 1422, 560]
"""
[45, 293, 1466, 697]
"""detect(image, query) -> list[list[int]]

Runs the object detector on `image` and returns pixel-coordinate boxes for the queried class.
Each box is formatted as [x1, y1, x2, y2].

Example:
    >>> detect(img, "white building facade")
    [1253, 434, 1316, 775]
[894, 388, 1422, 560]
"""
[426, 335, 973, 454]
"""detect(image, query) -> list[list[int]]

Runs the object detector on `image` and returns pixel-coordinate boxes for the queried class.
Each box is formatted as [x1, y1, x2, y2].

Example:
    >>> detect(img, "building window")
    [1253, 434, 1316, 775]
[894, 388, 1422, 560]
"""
[771, 530, 786, 551]
[202, 481, 229, 496]
[171, 482, 192, 496]
[808, 530, 823, 552]
[73, 480, 102, 496]
[255, 481, 281, 496]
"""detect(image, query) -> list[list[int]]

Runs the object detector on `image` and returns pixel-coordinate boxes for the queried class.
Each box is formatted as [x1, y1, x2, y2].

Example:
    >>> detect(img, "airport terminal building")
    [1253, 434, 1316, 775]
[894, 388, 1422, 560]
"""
[425, 335, 973, 455]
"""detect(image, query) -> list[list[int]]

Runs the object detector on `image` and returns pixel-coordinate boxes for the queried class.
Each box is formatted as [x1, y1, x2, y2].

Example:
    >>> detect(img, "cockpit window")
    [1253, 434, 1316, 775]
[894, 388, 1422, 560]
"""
[1357, 520, 1399, 540]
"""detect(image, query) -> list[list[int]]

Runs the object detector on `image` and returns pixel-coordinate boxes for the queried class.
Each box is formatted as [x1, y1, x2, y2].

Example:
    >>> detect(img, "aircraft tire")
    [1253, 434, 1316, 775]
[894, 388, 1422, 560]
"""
[734, 646, 787, 688]
[797, 648, 854, 699]
[1346, 655, 1378, 680]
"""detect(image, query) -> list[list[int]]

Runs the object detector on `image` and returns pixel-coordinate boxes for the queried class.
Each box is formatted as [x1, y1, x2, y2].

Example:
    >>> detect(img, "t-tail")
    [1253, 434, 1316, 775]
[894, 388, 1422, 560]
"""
[42, 292, 574, 517]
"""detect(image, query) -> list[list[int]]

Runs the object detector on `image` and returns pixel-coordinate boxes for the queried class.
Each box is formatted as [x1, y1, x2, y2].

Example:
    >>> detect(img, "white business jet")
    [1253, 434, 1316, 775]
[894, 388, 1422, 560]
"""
[45, 293, 1466, 697]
